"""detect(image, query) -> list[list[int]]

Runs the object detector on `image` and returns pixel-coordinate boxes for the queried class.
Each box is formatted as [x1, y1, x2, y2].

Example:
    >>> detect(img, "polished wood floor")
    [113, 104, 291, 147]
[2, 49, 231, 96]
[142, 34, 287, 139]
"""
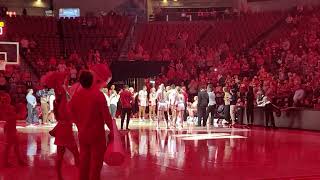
[1, 119, 320, 180]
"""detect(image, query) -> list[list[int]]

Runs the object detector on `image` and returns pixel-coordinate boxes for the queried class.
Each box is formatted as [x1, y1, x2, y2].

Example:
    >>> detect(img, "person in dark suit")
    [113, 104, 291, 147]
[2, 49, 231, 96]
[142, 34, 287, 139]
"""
[197, 86, 209, 126]
[246, 86, 255, 125]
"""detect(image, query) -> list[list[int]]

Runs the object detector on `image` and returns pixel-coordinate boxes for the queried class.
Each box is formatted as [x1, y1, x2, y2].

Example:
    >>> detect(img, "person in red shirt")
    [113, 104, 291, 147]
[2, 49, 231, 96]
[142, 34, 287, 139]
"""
[182, 86, 189, 121]
[119, 85, 134, 130]
[69, 71, 114, 180]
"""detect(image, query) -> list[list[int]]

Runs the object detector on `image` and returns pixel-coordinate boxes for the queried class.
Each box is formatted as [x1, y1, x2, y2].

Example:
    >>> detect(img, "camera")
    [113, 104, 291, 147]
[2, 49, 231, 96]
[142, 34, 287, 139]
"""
[36, 88, 55, 97]
[36, 89, 49, 97]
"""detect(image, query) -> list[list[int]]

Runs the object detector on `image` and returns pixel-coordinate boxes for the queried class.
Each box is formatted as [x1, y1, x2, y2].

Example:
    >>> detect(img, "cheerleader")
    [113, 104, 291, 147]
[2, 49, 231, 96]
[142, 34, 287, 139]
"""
[46, 74, 79, 180]
[54, 87, 80, 180]
[175, 87, 185, 129]
[149, 87, 157, 121]
[2, 95, 27, 167]
[156, 84, 169, 129]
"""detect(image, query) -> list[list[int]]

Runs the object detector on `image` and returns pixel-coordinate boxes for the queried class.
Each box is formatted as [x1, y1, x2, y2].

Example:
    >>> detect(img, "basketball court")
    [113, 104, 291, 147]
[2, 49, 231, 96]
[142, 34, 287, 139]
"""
[1, 119, 320, 180]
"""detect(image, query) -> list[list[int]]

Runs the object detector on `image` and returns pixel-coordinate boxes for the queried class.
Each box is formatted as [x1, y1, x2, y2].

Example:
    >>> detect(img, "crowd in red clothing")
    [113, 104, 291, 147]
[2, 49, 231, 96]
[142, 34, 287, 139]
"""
[1, 6, 320, 109]
[154, 7, 320, 109]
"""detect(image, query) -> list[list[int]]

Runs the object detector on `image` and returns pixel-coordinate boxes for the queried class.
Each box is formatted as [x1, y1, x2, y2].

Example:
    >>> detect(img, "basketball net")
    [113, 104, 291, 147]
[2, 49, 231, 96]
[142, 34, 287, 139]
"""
[0, 60, 6, 71]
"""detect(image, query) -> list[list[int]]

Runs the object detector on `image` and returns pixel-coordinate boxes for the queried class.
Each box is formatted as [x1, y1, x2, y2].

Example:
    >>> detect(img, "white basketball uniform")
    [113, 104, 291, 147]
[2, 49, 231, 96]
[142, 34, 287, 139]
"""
[156, 89, 168, 111]
[138, 90, 148, 107]
[149, 92, 157, 106]
[176, 94, 185, 111]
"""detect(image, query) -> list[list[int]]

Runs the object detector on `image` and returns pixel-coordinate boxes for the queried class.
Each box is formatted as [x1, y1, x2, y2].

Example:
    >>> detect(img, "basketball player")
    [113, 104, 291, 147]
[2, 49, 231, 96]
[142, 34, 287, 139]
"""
[138, 86, 148, 121]
[149, 87, 157, 121]
[156, 84, 169, 129]
[168, 85, 178, 128]
[175, 87, 185, 129]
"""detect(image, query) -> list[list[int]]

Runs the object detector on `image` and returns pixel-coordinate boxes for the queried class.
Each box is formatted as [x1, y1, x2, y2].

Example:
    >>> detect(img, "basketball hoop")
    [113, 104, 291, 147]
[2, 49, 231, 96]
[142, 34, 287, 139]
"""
[0, 60, 6, 71]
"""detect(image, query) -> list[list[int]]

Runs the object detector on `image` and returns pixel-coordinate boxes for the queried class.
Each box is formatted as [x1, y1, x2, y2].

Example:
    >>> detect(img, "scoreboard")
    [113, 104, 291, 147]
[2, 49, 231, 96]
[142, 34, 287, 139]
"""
[0, 21, 4, 35]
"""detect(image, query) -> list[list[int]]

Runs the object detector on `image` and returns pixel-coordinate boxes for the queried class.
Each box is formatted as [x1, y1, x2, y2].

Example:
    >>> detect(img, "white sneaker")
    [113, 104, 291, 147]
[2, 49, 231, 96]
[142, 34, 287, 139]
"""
[26, 124, 34, 128]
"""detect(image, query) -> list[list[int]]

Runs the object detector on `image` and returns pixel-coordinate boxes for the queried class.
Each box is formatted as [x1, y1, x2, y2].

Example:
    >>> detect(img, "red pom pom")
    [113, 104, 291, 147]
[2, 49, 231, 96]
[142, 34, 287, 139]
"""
[104, 139, 125, 166]
[40, 71, 68, 90]
[90, 64, 112, 83]
[104, 120, 125, 166]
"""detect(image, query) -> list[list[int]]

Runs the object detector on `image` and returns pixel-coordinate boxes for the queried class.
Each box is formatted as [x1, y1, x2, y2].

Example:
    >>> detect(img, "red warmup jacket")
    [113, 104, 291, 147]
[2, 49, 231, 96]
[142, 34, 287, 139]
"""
[120, 90, 133, 109]
[69, 87, 114, 144]
[183, 91, 188, 103]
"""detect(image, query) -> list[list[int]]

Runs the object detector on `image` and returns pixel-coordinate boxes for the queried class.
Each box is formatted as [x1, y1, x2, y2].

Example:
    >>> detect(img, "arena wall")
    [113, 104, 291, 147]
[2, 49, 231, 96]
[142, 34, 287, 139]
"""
[247, 0, 320, 12]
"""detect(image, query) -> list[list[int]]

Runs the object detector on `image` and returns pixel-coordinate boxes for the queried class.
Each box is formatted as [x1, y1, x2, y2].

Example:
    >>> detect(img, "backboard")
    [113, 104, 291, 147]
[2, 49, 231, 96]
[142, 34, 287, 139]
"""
[0, 41, 19, 65]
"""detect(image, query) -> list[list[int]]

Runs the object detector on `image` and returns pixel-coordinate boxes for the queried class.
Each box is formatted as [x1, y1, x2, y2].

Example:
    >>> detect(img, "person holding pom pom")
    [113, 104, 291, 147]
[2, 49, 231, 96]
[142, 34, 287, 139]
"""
[1, 93, 27, 167]
[70, 70, 115, 180]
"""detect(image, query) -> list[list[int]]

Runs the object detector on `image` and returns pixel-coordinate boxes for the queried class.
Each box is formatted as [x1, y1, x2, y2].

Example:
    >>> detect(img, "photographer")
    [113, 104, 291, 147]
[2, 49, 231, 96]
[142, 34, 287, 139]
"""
[48, 89, 56, 123]
[37, 87, 50, 125]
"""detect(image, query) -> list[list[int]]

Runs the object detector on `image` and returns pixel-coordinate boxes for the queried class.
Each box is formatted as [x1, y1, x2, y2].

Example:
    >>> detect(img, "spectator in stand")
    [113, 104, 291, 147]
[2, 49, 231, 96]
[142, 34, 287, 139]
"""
[22, 8, 27, 16]
[20, 37, 29, 56]
[70, 51, 80, 64]
[94, 50, 101, 63]
[101, 39, 110, 52]
[87, 49, 95, 63]
[286, 14, 294, 24]
[49, 57, 57, 70]
[29, 39, 37, 50]
[57, 61, 67, 72]
[70, 65, 78, 83]
[0, 72, 7, 90]
[188, 79, 198, 98]
[143, 51, 150, 61]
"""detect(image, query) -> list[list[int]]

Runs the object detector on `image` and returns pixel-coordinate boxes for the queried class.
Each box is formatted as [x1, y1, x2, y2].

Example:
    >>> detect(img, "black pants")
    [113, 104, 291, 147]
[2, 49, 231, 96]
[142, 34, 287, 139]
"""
[246, 107, 254, 125]
[164, 111, 169, 121]
[183, 102, 188, 121]
[237, 107, 244, 124]
[198, 107, 207, 126]
[121, 108, 132, 130]
[224, 105, 231, 123]
[206, 105, 216, 125]
[265, 104, 275, 127]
